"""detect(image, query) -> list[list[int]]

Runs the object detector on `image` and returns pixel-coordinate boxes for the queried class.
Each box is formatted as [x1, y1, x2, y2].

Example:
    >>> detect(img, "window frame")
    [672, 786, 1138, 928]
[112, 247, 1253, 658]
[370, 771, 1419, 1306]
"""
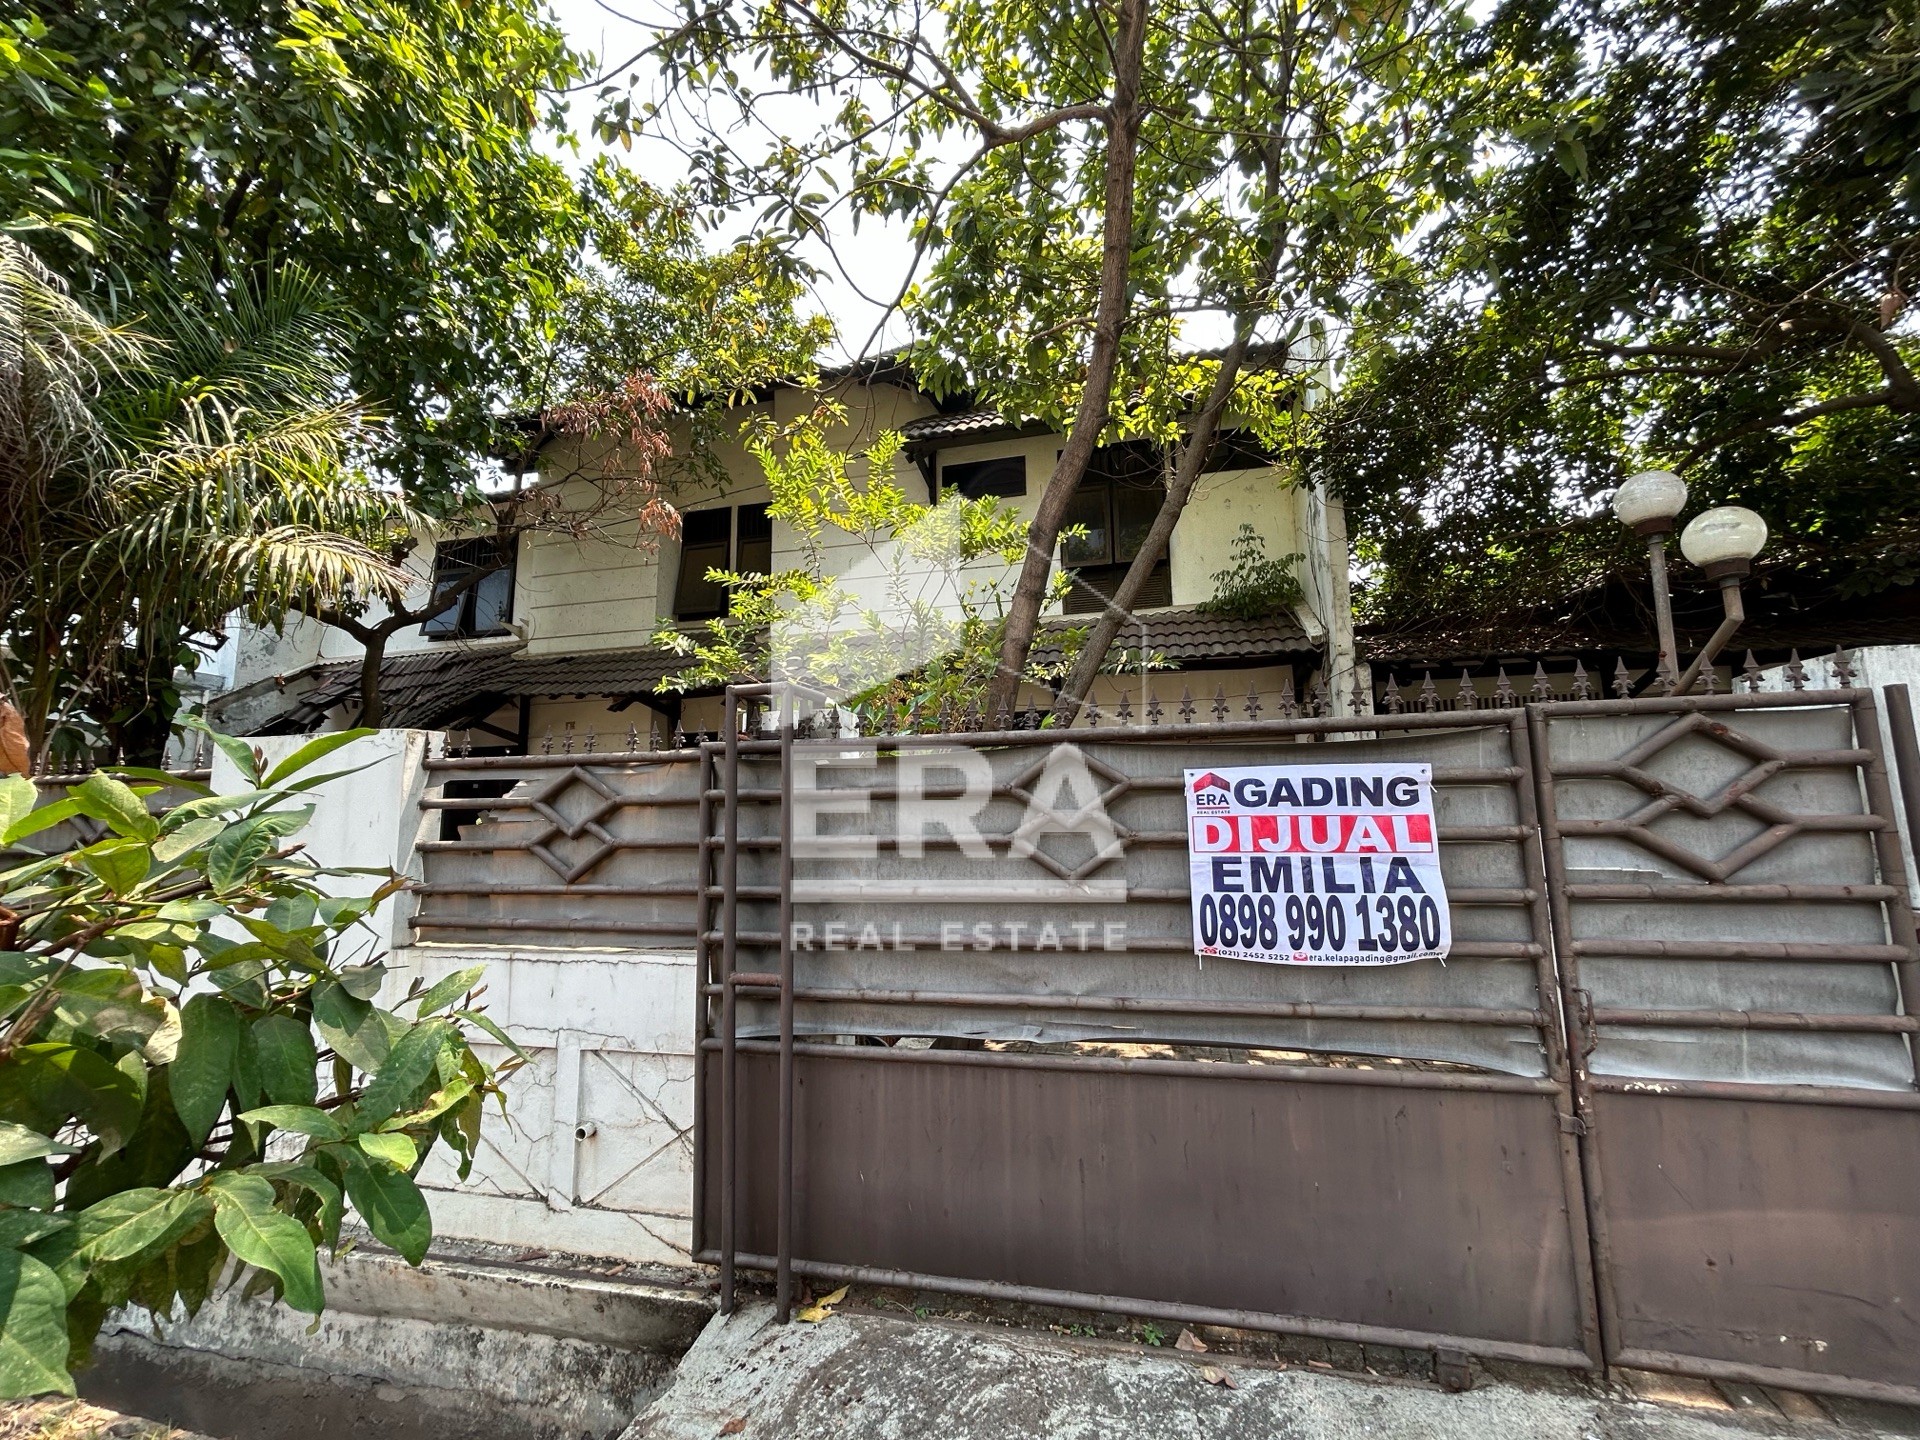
[672, 501, 773, 622]
[421, 535, 517, 641]
[940, 455, 1028, 501]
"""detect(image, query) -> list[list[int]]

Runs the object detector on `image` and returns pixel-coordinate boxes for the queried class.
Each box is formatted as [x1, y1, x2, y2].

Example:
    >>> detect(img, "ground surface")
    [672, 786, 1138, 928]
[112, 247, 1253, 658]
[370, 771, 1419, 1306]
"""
[622, 1301, 1920, 1440]
[0, 1401, 206, 1440]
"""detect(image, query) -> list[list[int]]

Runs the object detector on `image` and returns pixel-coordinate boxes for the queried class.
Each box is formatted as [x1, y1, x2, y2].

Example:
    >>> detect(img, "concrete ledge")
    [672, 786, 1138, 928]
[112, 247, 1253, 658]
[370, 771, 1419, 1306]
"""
[316, 1246, 713, 1352]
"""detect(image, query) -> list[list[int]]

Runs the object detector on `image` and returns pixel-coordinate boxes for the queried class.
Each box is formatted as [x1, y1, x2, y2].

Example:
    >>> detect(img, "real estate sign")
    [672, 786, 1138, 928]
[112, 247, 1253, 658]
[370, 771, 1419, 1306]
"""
[1184, 762, 1451, 966]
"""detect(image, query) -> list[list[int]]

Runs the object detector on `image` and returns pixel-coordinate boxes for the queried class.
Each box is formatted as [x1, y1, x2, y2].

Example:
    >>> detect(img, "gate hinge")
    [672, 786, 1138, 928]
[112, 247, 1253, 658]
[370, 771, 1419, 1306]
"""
[1432, 1348, 1475, 1393]
[1556, 1110, 1589, 1137]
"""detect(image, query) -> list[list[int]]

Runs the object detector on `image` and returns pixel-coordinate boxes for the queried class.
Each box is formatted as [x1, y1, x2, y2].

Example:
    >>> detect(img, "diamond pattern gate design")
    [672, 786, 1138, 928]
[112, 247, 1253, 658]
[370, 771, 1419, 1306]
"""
[1531, 688, 1920, 1404]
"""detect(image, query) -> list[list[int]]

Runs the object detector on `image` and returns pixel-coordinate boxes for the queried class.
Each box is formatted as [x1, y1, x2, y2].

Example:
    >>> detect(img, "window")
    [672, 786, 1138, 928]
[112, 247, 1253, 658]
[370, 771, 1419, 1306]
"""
[1059, 442, 1172, 614]
[941, 455, 1027, 500]
[673, 502, 772, 621]
[422, 536, 516, 639]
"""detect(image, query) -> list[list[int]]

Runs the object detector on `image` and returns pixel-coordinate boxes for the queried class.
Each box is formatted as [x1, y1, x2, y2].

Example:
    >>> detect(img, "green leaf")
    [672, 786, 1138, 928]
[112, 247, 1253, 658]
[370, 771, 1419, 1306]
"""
[66, 1187, 211, 1266]
[171, 994, 241, 1147]
[0, 1212, 67, 1250]
[1, 798, 79, 847]
[68, 775, 158, 841]
[359, 1020, 450, 1125]
[59, 1069, 196, 1213]
[236, 1105, 343, 1142]
[263, 894, 317, 933]
[252, 1015, 319, 1107]
[207, 1173, 322, 1313]
[0, 775, 37, 839]
[77, 837, 151, 894]
[413, 965, 485, 1016]
[355, 1131, 417, 1170]
[342, 1157, 431, 1264]
[247, 1162, 343, 1248]
[312, 981, 388, 1073]
[0, 1121, 76, 1168]
[0, 1162, 55, 1211]
[260, 730, 375, 787]
[0, 1251, 73, 1398]
[190, 726, 263, 787]
[156, 896, 224, 923]
[205, 816, 279, 892]
[454, 1009, 527, 1060]
[336, 961, 386, 1001]
[2, 1045, 143, 1157]
[152, 819, 226, 865]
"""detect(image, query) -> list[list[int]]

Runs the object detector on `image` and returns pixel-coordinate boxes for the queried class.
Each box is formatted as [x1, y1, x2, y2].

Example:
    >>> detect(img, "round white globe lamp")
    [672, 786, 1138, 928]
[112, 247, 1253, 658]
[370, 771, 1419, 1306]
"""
[1680, 506, 1768, 580]
[1612, 470, 1689, 536]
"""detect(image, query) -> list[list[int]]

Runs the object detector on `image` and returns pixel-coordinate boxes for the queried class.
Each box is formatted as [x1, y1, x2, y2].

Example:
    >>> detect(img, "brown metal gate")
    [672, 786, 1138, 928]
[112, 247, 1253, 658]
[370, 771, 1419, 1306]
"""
[694, 680, 1920, 1402]
[1531, 688, 1920, 1403]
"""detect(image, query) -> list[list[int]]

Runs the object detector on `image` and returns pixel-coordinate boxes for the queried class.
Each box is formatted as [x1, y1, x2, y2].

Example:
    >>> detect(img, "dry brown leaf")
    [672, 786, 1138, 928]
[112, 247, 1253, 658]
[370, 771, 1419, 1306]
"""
[719, 1419, 747, 1436]
[0, 701, 28, 777]
[1174, 1328, 1209, 1353]
[1200, 1365, 1238, 1390]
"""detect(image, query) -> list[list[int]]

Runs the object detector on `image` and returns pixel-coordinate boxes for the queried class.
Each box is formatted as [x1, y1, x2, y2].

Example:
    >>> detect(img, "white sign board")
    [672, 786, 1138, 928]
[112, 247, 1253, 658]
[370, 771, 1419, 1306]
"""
[1184, 762, 1451, 966]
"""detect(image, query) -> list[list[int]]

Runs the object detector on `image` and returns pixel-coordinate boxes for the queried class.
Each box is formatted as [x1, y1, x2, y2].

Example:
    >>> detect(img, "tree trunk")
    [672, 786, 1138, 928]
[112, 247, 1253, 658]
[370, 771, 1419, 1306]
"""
[357, 631, 390, 728]
[983, 0, 1151, 718]
[1050, 332, 1261, 723]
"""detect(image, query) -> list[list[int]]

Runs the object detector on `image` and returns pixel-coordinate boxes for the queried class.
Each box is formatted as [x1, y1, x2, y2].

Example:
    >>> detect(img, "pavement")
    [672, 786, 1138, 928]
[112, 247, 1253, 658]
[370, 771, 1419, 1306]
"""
[622, 1300, 1920, 1440]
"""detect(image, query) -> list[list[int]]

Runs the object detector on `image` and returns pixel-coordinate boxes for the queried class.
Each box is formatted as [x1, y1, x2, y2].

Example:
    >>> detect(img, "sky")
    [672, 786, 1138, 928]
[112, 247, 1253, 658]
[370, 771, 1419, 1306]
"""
[546, 0, 928, 365]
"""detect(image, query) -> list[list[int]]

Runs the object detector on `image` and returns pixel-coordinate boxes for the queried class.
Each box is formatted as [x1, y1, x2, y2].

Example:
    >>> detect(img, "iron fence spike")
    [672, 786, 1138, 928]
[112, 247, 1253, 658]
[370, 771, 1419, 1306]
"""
[583, 726, 597, 754]
[1383, 675, 1404, 714]
[1087, 699, 1102, 728]
[1742, 650, 1763, 692]
[1279, 674, 1297, 720]
[1456, 668, 1479, 712]
[1494, 667, 1516, 708]
[1833, 645, 1856, 688]
[1418, 671, 1438, 713]
[1212, 684, 1229, 723]
[1115, 693, 1133, 725]
[1571, 660, 1591, 701]
[1180, 687, 1196, 723]
[541, 725, 554, 756]
[1786, 650, 1807, 690]
[1147, 689, 1163, 725]
[1242, 682, 1261, 722]
[1531, 663, 1553, 701]
[1613, 658, 1634, 698]
[627, 723, 640, 752]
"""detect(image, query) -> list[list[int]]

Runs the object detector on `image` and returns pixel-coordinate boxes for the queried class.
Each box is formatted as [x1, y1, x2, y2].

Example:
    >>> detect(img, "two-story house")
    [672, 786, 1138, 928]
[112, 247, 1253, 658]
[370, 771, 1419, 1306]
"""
[208, 356, 1356, 745]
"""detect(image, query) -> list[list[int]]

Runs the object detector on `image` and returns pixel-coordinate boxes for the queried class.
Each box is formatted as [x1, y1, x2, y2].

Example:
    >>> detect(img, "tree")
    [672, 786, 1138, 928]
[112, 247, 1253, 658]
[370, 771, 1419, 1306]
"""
[1315, 0, 1920, 636]
[1, 0, 591, 491]
[0, 239, 408, 767]
[636, 0, 1486, 717]
[0, 728, 520, 1398]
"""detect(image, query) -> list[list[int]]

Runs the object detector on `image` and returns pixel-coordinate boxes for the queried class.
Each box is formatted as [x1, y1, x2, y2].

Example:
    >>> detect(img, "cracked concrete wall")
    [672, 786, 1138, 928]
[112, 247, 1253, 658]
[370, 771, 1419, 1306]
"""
[391, 943, 698, 1265]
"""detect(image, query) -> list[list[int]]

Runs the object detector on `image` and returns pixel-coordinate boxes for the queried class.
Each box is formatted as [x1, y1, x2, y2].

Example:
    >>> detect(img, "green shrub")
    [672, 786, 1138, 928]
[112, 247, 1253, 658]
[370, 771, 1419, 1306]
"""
[0, 726, 519, 1398]
[1198, 524, 1305, 621]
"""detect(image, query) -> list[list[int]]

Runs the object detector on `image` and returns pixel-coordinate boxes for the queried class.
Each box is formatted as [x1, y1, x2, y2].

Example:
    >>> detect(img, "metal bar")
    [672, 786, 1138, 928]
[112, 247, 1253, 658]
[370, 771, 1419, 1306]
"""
[704, 884, 1534, 906]
[418, 792, 705, 810]
[1526, 704, 1623, 1369]
[1590, 1007, 1920, 1032]
[1507, 711, 1606, 1368]
[699, 985, 1546, 1027]
[415, 882, 701, 898]
[418, 837, 703, 854]
[1551, 751, 1876, 777]
[1672, 575, 1744, 695]
[1848, 691, 1920, 1088]
[694, 1251, 1597, 1373]
[1566, 939, 1910, 962]
[721, 825, 1532, 850]
[1611, 1347, 1920, 1410]
[725, 709, 1525, 751]
[690, 740, 714, 1259]
[409, 916, 696, 936]
[710, 930, 1543, 960]
[1587, 1074, 1920, 1108]
[1883, 683, 1920, 865]
[423, 750, 703, 770]
[704, 1038, 1561, 1095]
[702, 764, 1528, 803]
[776, 686, 797, 1324]
[1557, 814, 1889, 837]
[1539, 689, 1865, 718]
[719, 689, 741, 1314]
[1565, 883, 1897, 902]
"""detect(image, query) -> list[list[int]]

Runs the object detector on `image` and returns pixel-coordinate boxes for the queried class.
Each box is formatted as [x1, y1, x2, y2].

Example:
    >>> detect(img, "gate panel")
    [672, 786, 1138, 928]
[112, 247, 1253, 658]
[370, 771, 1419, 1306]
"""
[699, 698, 1601, 1368]
[1533, 688, 1920, 1402]
[704, 1048, 1590, 1361]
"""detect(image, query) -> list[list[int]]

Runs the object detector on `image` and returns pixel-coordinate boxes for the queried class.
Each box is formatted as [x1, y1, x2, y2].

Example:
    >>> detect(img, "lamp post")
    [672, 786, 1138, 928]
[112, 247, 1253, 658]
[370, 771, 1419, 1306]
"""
[1612, 470, 1689, 685]
[1671, 506, 1768, 694]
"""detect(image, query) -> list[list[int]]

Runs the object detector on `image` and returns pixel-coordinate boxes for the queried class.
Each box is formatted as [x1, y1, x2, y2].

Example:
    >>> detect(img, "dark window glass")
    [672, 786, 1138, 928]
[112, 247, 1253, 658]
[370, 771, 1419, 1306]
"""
[1059, 442, 1167, 567]
[1060, 483, 1110, 565]
[674, 508, 734, 620]
[941, 456, 1027, 500]
[422, 536, 516, 639]
[1113, 480, 1162, 562]
[736, 502, 773, 576]
[1201, 429, 1278, 472]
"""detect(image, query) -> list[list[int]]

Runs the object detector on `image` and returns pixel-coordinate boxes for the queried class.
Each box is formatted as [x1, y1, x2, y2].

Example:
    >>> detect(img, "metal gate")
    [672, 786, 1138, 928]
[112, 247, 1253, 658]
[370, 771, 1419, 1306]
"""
[684, 681, 1920, 1402]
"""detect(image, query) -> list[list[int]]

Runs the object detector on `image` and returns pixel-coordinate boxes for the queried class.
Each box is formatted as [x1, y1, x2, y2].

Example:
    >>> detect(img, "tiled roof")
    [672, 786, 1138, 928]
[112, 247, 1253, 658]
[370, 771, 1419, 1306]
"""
[263, 607, 1313, 732]
[1032, 606, 1312, 667]
[899, 410, 1015, 443]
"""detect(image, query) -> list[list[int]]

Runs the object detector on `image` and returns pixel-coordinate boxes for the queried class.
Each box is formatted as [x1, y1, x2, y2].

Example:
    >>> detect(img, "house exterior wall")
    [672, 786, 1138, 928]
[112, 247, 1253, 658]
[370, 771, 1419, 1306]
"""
[219, 376, 1338, 722]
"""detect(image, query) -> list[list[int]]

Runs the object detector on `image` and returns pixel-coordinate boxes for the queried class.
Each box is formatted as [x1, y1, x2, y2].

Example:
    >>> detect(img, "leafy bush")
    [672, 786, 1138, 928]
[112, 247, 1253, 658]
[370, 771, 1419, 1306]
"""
[1198, 525, 1305, 620]
[0, 727, 519, 1398]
